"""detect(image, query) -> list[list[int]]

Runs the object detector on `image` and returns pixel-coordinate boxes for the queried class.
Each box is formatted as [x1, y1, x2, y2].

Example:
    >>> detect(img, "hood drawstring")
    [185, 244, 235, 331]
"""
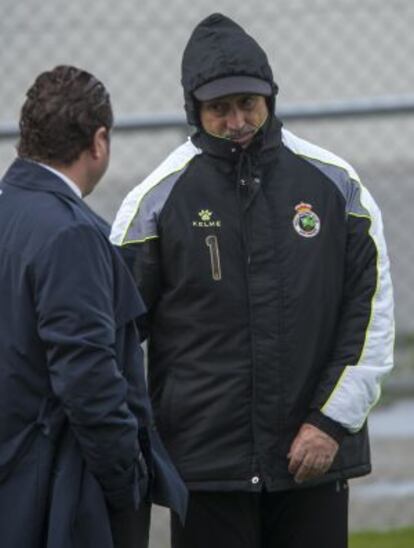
[236, 150, 261, 210]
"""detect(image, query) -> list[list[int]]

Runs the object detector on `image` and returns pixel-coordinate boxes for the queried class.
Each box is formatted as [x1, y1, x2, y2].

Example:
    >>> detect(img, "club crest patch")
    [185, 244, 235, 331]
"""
[293, 202, 320, 238]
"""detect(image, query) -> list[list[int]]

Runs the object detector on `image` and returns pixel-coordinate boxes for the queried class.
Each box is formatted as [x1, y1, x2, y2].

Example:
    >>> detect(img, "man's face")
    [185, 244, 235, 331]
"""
[199, 94, 269, 148]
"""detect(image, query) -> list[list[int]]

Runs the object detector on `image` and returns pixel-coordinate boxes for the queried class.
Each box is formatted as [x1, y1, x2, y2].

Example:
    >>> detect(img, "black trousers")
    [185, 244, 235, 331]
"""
[109, 502, 151, 548]
[171, 481, 348, 548]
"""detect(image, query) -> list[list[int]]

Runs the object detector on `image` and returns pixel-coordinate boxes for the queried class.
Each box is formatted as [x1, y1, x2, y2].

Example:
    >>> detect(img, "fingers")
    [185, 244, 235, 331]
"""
[293, 457, 314, 484]
[287, 447, 306, 476]
[292, 453, 333, 483]
[287, 423, 339, 484]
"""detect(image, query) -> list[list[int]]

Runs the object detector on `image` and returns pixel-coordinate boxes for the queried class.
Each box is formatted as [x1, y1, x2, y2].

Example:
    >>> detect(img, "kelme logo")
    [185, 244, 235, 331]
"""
[199, 209, 213, 221]
[293, 202, 320, 238]
[193, 209, 221, 228]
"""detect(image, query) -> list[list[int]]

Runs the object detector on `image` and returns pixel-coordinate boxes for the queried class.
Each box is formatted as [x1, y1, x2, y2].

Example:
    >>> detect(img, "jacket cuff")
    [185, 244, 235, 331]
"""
[306, 410, 348, 444]
[103, 454, 148, 510]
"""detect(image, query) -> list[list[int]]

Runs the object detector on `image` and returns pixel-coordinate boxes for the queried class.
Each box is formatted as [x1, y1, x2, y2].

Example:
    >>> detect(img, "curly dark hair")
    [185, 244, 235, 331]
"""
[17, 65, 113, 165]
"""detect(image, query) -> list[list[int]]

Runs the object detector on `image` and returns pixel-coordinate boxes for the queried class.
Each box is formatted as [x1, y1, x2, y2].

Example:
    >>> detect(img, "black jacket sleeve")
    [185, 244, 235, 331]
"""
[118, 240, 162, 340]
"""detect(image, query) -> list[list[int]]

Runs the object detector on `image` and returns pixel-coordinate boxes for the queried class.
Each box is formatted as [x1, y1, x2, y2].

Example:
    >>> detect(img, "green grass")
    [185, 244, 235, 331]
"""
[350, 528, 414, 548]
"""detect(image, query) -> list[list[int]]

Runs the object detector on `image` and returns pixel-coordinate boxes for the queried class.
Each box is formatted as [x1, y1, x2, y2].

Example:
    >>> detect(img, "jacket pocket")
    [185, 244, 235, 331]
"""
[0, 397, 58, 484]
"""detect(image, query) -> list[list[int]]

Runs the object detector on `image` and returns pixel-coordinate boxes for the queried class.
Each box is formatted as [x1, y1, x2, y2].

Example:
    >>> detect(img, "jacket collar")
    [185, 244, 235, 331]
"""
[2, 157, 109, 234]
[191, 114, 283, 166]
[38, 162, 82, 198]
[2, 157, 83, 202]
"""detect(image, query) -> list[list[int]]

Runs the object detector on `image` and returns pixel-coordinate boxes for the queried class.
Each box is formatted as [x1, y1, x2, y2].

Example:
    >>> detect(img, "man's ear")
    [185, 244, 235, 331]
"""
[90, 126, 109, 159]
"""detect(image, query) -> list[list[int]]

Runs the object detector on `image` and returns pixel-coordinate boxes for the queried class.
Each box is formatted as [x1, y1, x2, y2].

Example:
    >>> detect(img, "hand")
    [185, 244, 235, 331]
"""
[137, 451, 150, 501]
[287, 423, 339, 484]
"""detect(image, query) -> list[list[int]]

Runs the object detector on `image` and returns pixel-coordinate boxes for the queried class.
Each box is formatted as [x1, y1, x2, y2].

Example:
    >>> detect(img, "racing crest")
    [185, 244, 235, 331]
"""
[293, 202, 321, 238]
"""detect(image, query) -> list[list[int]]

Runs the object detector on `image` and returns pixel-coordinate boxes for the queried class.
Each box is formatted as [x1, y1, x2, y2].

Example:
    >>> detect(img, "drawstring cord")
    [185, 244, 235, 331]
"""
[236, 149, 251, 191]
[236, 149, 260, 205]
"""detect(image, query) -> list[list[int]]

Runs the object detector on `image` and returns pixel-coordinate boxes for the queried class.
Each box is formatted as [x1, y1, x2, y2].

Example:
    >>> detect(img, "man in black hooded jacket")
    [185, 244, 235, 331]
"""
[111, 13, 394, 548]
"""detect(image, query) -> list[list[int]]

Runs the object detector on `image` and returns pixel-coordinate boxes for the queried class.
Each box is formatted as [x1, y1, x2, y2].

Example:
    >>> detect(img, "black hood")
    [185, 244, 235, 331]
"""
[181, 13, 278, 126]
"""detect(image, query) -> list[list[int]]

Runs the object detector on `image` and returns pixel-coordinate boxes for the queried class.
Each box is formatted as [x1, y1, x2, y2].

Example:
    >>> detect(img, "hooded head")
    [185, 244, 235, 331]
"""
[181, 13, 278, 127]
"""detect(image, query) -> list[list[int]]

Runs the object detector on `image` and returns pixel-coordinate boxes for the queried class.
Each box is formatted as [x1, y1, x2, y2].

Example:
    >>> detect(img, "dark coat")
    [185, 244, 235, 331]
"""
[0, 158, 187, 547]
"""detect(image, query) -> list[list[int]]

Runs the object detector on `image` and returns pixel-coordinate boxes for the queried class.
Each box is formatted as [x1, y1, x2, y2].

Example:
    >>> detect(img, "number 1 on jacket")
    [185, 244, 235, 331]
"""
[205, 235, 222, 281]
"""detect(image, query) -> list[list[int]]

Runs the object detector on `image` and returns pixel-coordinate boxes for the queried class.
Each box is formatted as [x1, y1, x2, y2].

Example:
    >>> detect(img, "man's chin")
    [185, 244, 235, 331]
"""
[230, 132, 255, 148]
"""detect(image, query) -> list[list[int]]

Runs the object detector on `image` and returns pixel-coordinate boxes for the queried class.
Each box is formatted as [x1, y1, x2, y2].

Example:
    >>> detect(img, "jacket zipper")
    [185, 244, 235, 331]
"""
[237, 155, 262, 489]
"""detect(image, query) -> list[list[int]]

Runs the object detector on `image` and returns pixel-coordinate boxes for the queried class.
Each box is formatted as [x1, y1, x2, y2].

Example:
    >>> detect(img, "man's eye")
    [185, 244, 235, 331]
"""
[210, 103, 226, 115]
[242, 97, 256, 109]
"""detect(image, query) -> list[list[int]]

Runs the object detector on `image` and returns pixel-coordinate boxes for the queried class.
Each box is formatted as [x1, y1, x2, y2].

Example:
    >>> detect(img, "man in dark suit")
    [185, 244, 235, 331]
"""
[0, 65, 186, 548]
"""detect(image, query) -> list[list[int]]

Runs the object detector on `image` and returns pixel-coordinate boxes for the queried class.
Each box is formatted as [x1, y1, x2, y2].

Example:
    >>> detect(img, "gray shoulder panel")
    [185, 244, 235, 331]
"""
[117, 166, 187, 244]
[110, 139, 200, 245]
[282, 128, 369, 217]
[305, 158, 369, 217]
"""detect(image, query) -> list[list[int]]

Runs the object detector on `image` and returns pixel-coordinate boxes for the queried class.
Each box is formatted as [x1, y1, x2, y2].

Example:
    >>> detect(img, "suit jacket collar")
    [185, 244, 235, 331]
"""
[2, 157, 109, 235]
[2, 158, 83, 200]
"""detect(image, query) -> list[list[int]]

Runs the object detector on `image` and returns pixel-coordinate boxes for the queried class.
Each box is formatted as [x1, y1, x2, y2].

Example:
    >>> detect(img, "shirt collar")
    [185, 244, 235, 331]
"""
[38, 162, 82, 199]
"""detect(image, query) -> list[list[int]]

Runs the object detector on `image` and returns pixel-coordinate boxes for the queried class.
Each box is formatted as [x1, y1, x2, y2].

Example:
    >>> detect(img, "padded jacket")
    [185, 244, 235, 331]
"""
[111, 13, 394, 491]
[111, 119, 394, 491]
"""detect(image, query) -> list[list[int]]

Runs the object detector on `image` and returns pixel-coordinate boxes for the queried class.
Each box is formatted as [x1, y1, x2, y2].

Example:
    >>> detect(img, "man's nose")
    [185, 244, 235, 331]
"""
[226, 107, 245, 130]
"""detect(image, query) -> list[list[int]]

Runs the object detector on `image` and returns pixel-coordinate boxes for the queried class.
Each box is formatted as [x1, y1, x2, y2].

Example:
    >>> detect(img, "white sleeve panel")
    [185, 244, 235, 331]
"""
[322, 184, 395, 432]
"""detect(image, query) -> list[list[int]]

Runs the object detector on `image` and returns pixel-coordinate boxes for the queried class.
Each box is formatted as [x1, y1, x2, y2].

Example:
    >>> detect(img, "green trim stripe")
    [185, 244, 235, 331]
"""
[122, 235, 159, 245]
[321, 367, 350, 413]
[296, 152, 361, 186]
[348, 212, 371, 220]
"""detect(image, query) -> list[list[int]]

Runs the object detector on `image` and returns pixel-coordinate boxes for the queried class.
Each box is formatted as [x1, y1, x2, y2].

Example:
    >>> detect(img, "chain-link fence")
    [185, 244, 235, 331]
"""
[2, 0, 413, 363]
[1, 0, 413, 536]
